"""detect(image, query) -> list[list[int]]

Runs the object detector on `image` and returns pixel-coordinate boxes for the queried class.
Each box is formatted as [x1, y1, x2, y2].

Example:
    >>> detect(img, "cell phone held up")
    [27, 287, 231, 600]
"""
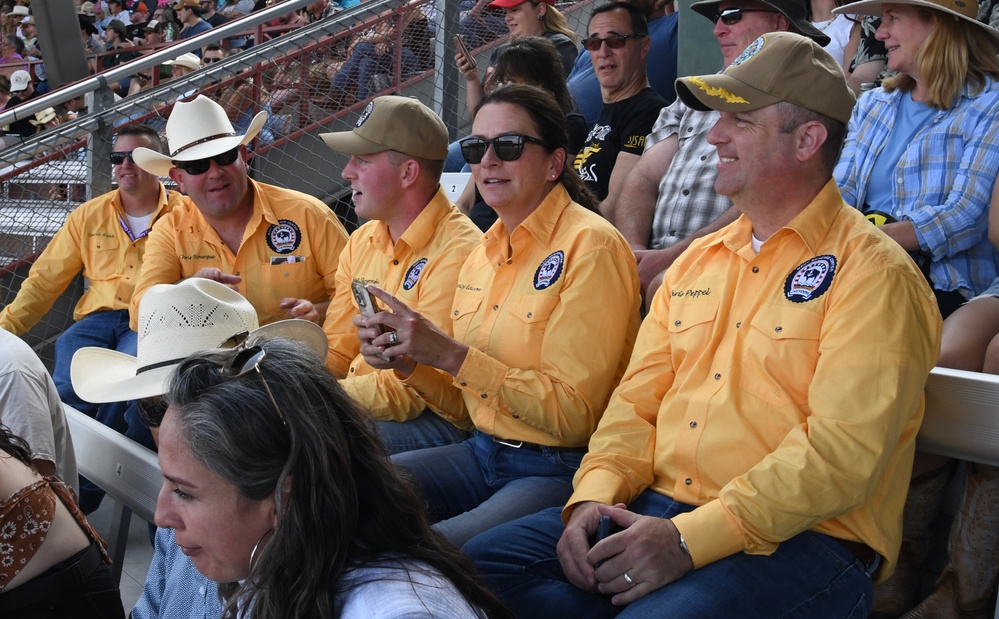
[454, 34, 477, 71]
[351, 281, 391, 362]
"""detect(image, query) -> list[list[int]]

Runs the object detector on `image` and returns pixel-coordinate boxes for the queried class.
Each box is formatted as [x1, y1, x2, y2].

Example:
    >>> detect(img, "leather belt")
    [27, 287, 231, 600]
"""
[492, 436, 588, 454]
[836, 538, 877, 568]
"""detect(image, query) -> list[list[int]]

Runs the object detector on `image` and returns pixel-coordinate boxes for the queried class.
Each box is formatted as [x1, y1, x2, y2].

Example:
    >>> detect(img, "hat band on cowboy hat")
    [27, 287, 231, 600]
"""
[71, 278, 327, 403]
[131, 95, 267, 177]
[834, 0, 999, 45]
[690, 0, 832, 47]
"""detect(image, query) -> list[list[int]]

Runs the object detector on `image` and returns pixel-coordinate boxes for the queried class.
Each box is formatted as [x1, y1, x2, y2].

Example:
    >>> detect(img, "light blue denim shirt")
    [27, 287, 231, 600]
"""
[131, 528, 223, 619]
[834, 79, 999, 297]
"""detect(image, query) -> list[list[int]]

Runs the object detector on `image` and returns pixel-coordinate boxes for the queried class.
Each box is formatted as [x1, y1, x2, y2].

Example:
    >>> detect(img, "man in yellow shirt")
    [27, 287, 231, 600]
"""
[130, 96, 348, 329]
[320, 96, 480, 454]
[466, 33, 942, 618]
[0, 125, 179, 441]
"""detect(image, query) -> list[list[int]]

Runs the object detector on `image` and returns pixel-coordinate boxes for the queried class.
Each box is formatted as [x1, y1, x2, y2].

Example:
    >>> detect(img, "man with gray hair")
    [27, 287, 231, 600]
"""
[466, 33, 941, 618]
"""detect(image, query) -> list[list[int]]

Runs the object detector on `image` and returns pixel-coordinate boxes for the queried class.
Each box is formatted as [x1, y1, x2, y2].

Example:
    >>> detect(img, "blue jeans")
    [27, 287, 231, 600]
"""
[330, 43, 421, 102]
[374, 410, 470, 455]
[54, 310, 153, 511]
[464, 490, 878, 619]
[391, 430, 583, 546]
[444, 138, 472, 173]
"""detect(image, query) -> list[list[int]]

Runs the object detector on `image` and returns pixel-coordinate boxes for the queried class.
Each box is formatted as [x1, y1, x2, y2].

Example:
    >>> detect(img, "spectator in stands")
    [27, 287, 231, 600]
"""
[130, 95, 349, 328]
[152, 338, 510, 618]
[164, 50, 200, 78]
[18, 15, 34, 50]
[139, 19, 164, 45]
[603, 0, 830, 305]
[201, 41, 224, 65]
[845, 15, 887, 94]
[101, 19, 139, 74]
[455, 37, 589, 231]
[199, 0, 227, 27]
[0, 329, 77, 494]
[573, 3, 667, 202]
[0, 125, 181, 510]
[834, 0, 999, 319]
[466, 33, 941, 619]
[73, 278, 323, 619]
[327, 3, 432, 105]
[219, 0, 254, 19]
[567, 0, 677, 126]
[26, 106, 57, 132]
[106, 0, 132, 26]
[306, 0, 339, 22]
[357, 84, 640, 546]
[459, 0, 509, 49]
[1, 69, 38, 137]
[79, 13, 103, 66]
[319, 96, 479, 455]
[0, 33, 23, 65]
[0, 424, 124, 619]
[126, 1, 152, 38]
[175, 0, 212, 40]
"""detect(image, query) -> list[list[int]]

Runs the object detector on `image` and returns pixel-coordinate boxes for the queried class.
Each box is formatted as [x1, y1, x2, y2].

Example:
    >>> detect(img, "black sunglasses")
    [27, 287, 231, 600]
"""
[110, 151, 137, 165]
[709, 7, 778, 25]
[460, 134, 551, 165]
[581, 33, 646, 51]
[173, 146, 240, 175]
[220, 345, 286, 425]
[202, 56, 222, 63]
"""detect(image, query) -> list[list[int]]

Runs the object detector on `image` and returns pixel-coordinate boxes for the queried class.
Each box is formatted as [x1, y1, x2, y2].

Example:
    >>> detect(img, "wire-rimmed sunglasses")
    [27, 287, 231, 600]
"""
[220, 345, 286, 426]
[581, 33, 646, 51]
[173, 146, 241, 176]
[459, 134, 552, 165]
[708, 7, 778, 25]
[110, 151, 136, 165]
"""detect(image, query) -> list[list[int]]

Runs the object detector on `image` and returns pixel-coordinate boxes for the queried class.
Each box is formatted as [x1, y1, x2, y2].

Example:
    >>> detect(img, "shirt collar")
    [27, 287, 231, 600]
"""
[483, 182, 572, 247]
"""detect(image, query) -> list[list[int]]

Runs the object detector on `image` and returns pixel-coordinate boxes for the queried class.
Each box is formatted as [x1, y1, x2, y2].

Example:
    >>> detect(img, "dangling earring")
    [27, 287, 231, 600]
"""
[537, 13, 543, 19]
[249, 527, 275, 572]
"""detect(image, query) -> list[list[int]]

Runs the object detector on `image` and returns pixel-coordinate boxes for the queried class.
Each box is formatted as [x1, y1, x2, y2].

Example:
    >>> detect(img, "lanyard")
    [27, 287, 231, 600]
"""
[118, 215, 152, 243]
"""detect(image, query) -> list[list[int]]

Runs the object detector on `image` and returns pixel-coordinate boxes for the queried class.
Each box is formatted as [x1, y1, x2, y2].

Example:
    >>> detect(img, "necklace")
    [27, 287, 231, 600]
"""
[812, 15, 839, 31]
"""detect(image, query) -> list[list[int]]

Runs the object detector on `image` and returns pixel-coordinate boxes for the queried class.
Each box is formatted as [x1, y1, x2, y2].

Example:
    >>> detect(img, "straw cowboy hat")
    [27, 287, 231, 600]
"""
[29, 107, 57, 126]
[834, 0, 999, 45]
[71, 278, 327, 403]
[131, 94, 267, 177]
[164, 52, 201, 72]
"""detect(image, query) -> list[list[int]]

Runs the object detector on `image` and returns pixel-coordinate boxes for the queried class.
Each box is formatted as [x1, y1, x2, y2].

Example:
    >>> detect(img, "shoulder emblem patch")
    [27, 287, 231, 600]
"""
[266, 219, 302, 254]
[534, 250, 564, 290]
[784, 255, 837, 303]
[402, 258, 427, 291]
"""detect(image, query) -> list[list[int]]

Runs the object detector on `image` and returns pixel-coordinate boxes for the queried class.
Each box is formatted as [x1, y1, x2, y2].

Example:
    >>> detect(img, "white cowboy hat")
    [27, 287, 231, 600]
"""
[132, 95, 267, 177]
[164, 52, 201, 72]
[9, 6, 29, 17]
[71, 278, 327, 403]
[29, 107, 57, 126]
[834, 0, 999, 46]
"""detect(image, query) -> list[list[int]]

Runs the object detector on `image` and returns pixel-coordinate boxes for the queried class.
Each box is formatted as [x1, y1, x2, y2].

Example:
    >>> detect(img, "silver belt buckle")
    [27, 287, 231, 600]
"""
[493, 436, 524, 449]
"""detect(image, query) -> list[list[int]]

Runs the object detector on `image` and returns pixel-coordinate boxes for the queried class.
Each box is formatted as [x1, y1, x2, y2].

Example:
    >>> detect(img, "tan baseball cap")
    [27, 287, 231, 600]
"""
[675, 32, 856, 125]
[320, 96, 448, 160]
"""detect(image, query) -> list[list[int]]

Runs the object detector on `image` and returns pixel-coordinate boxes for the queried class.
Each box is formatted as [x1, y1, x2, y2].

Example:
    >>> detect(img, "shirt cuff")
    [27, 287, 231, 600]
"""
[452, 346, 506, 406]
[561, 468, 635, 524]
[670, 499, 765, 569]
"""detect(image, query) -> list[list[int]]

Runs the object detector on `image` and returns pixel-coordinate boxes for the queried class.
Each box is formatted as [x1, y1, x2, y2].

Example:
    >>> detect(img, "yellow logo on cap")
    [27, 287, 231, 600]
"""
[689, 76, 750, 105]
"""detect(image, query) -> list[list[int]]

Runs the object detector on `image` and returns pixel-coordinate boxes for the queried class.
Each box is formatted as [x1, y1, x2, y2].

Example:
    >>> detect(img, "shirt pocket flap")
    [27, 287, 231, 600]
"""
[750, 305, 822, 341]
[452, 294, 482, 320]
[507, 294, 560, 324]
[666, 299, 720, 334]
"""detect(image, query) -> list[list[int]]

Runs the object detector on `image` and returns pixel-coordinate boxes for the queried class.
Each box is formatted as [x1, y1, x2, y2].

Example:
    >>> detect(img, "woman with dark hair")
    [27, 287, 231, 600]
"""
[456, 36, 588, 230]
[357, 83, 641, 547]
[154, 338, 511, 619]
[0, 424, 124, 618]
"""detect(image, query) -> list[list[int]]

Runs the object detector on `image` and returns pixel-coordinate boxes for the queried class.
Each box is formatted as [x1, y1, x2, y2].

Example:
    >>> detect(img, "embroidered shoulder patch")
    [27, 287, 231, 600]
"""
[266, 219, 302, 254]
[784, 255, 837, 303]
[534, 250, 565, 290]
[402, 258, 427, 291]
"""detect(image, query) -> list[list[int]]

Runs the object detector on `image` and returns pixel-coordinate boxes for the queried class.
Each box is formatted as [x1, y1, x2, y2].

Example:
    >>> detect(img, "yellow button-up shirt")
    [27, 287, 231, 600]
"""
[326, 187, 479, 426]
[403, 183, 641, 447]
[568, 180, 942, 581]
[131, 179, 348, 328]
[0, 185, 179, 335]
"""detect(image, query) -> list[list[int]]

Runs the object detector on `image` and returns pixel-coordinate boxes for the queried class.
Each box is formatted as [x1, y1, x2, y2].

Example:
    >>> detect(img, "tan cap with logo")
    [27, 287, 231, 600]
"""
[675, 32, 856, 125]
[320, 96, 448, 160]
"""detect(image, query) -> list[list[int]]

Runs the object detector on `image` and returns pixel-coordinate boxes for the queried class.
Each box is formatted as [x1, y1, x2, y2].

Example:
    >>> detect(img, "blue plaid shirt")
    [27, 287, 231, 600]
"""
[834, 80, 999, 297]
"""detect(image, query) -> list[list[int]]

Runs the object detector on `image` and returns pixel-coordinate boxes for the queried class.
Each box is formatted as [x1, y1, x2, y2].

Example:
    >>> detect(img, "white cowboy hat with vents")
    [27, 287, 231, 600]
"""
[131, 94, 267, 177]
[71, 278, 327, 403]
[164, 52, 201, 72]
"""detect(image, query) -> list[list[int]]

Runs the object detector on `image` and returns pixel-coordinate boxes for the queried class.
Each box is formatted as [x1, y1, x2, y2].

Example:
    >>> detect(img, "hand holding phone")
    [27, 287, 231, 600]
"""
[454, 34, 477, 74]
[351, 281, 392, 362]
[592, 514, 620, 569]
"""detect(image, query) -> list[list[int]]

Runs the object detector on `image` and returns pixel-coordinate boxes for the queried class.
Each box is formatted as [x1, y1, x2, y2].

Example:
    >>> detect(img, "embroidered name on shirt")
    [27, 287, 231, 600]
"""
[784, 255, 837, 303]
[180, 254, 217, 260]
[671, 288, 711, 299]
[402, 258, 427, 291]
[457, 283, 482, 292]
[266, 219, 301, 254]
[534, 250, 564, 290]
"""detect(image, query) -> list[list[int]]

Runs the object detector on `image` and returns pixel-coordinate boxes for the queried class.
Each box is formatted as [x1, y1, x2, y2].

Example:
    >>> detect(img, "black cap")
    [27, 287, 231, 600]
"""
[690, 0, 832, 47]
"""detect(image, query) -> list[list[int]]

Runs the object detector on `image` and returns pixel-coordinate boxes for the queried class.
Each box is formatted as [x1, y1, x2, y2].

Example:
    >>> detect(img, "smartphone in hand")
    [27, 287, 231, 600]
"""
[454, 34, 477, 71]
[351, 281, 391, 362]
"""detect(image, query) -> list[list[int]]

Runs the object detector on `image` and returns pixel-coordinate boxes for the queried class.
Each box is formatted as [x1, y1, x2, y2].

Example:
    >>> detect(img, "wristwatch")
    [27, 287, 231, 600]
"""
[678, 533, 692, 558]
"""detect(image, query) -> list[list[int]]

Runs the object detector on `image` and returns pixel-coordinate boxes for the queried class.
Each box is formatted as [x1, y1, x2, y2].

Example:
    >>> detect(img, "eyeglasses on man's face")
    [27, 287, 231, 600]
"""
[709, 7, 778, 25]
[173, 146, 241, 175]
[581, 33, 645, 51]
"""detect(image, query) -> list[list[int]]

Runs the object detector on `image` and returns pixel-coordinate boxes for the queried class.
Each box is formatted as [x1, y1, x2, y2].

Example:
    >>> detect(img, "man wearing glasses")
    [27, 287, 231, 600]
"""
[175, 0, 213, 40]
[319, 95, 480, 455]
[0, 124, 181, 508]
[602, 0, 829, 308]
[130, 95, 348, 330]
[573, 2, 667, 202]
